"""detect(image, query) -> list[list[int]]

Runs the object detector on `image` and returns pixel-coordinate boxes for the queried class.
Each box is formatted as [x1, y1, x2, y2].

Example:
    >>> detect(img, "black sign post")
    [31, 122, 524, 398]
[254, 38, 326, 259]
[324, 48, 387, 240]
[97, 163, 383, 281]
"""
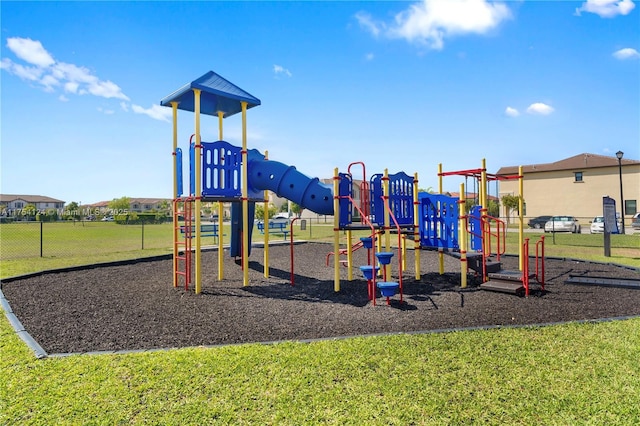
[602, 196, 617, 257]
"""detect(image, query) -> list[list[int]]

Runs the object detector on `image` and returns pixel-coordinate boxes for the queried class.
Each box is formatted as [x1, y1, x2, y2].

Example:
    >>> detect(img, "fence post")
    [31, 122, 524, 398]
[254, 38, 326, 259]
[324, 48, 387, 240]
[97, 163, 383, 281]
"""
[141, 221, 145, 250]
[40, 221, 43, 257]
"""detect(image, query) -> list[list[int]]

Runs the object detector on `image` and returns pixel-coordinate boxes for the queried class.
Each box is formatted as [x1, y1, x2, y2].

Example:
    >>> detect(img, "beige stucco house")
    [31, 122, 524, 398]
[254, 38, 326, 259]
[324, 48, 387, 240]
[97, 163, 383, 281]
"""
[0, 194, 65, 215]
[496, 153, 640, 224]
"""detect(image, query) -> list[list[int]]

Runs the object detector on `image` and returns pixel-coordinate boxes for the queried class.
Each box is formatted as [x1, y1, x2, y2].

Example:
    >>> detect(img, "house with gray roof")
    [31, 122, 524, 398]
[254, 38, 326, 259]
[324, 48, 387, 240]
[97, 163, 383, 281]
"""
[496, 153, 640, 227]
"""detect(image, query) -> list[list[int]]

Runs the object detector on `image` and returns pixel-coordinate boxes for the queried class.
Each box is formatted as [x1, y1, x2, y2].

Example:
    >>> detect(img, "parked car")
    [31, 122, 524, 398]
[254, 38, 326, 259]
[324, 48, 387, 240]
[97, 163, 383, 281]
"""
[590, 215, 624, 234]
[271, 212, 291, 223]
[256, 212, 291, 227]
[632, 213, 640, 230]
[544, 216, 581, 233]
[589, 216, 605, 234]
[527, 215, 552, 229]
[101, 216, 114, 222]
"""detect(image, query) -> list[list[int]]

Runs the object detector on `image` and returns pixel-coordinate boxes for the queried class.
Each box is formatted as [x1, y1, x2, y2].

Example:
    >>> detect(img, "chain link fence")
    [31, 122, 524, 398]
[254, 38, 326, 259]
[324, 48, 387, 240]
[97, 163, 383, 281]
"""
[0, 221, 174, 260]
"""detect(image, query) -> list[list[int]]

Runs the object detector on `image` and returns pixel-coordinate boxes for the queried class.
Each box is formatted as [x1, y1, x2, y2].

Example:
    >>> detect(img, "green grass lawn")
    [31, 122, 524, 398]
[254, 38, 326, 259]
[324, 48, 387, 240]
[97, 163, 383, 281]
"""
[2, 311, 639, 424]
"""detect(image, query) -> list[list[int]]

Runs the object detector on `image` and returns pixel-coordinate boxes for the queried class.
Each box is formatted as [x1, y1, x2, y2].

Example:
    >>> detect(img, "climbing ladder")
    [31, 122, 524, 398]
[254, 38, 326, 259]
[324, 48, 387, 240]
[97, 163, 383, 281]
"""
[173, 197, 193, 290]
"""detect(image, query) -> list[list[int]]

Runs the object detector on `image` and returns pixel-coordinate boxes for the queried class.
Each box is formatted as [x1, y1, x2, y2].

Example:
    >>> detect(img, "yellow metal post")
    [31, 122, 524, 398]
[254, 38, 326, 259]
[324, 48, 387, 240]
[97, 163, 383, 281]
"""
[383, 168, 391, 281]
[459, 183, 468, 288]
[438, 163, 444, 275]
[333, 168, 341, 292]
[413, 172, 421, 279]
[193, 89, 203, 294]
[171, 101, 179, 288]
[241, 101, 249, 286]
[217, 111, 224, 281]
[518, 166, 524, 271]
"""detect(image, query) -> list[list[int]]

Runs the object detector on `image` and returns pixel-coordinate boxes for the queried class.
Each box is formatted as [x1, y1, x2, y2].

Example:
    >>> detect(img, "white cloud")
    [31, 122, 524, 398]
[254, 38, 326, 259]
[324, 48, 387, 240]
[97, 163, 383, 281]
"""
[365, 52, 375, 61]
[575, 0, 635, 18]
[613, 47, 640, 59]
[273, 64, 292, 78]
[64, 81, 79, 94]
[358, 0, 512, 50]
[355, 11, 383, 37]
[6, 37, 55, 67]
[505, 106, 520, 117]
[526, 102, 554, 115]
[120, 102, 130, 112]
[131, 104, 172, 122]
[2, 36, 129, 101]
[97, 107, 115, 115]
[1, 58, 43, 81]
[59, 95, 69, 102]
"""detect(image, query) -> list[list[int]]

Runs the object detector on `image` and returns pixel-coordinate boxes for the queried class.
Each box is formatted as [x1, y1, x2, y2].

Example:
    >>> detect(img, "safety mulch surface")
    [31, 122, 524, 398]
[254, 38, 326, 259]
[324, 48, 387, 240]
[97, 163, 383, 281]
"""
[2, 242, 640, 355]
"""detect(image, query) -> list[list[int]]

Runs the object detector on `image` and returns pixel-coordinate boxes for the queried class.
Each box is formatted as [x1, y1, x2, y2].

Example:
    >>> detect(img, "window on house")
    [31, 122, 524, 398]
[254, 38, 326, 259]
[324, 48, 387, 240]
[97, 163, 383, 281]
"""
[574, 172, 583, 182]
[15, 202, 24, 208]
[625, 200, 637, 215]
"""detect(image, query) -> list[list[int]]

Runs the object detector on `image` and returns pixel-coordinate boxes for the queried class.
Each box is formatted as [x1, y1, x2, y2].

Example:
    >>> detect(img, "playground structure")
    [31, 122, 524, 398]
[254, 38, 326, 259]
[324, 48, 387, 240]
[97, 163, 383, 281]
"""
[161, 71, 545, 300]
[432, 161, 546, 296]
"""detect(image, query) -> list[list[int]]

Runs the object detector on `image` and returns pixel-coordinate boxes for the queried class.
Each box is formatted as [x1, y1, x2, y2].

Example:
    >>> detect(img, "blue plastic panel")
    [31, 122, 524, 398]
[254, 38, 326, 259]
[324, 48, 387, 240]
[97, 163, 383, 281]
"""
[469, 205, 483, 251]
[418, 193, 459, 249]
[176, 148, 183, 197]
[189, 143, 195, 196]
[388, 172, 414, 225]
[370, 174, 384, 226]
[337, 173, 353, 227]
[201, 141, 243, 197]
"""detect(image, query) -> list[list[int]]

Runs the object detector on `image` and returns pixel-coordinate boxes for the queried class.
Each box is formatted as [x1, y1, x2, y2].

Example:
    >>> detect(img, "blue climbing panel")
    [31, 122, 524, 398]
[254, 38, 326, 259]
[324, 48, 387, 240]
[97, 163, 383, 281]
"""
[418, 193, 459, 250]
[201, 140, 242, 197]
[388, 172, 414, 226]
[338, 172, 353, 228]
[176, 148, 183, 197]
[368, 172, 414, 226]
[370, 174, 384, 226]
[469, 205, 483, 251]
[189, 143, 195, 196]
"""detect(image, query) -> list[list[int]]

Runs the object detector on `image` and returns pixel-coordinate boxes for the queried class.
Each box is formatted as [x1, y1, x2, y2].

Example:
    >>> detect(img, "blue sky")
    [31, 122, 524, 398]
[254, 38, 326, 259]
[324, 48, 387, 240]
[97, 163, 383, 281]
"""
[1, 0, 638, 205]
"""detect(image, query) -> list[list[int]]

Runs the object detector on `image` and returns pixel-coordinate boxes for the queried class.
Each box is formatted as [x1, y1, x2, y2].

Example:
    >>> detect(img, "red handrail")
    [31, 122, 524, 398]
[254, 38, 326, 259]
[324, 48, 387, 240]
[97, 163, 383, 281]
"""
[535, 235, 545, 290]
[523, 238, 530, 296]
[380, 196, 404, 304]
[338, 195, 378, 303]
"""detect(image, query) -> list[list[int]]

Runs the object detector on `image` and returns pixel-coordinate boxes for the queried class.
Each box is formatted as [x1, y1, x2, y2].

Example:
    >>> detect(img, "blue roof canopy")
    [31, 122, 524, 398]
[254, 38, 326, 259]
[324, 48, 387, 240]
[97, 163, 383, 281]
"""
[160, 71, 261, 118]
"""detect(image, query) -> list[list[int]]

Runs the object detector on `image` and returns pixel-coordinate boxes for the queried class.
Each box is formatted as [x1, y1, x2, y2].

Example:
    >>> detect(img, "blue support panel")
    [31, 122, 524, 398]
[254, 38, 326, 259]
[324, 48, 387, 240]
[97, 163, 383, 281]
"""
[370, 174, 384, 226]
[388, 171, 414, 226]
[469, 205, 483, 251]
[338, 172, 353, 227]
[189, 143, 195, 196]
[201, 141, 243, 198]
[418, 193, 459, 250]
[176, 148, 183, 197]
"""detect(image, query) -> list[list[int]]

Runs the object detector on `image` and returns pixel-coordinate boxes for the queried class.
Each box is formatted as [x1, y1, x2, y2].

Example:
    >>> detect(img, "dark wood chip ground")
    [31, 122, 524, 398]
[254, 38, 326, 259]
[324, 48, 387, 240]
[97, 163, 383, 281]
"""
[2, 242, 639, 355]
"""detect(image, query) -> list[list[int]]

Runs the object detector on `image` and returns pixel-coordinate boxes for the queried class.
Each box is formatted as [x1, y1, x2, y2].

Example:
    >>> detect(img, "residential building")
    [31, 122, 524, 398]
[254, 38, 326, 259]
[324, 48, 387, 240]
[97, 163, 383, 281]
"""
[0, 194, 65, 215]
[496, 153, 640, 223]
[86, 198, 172, 213]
